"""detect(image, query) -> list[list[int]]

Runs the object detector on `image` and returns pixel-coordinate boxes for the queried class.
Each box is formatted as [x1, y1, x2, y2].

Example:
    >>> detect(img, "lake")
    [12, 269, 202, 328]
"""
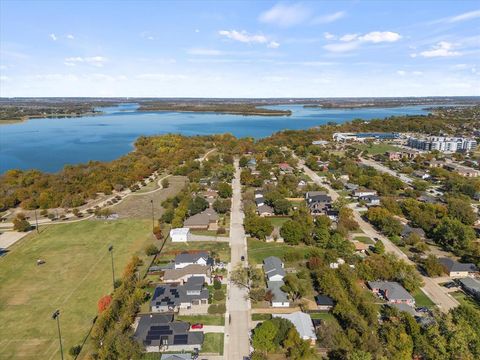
[0, 104, 430, 173]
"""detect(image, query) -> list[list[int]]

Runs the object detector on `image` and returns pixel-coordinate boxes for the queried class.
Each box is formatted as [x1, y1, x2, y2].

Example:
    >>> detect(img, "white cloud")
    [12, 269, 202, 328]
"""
[64, 56, 108, 67]
[397, 70, 406, 76]
[312, 11, 346, 24]
[66, 34, 74, 39]
[219, 30, 268, 44]
[49, 33, 57, 41]
[259, 3, 310, 27]
[357, 31, 401, 43]
[187, 48, 224, 56]
[415, 42, 461, 58]
[340, 33, 358, 42]
[447, 9, 480, 23]
[324, 32, 336, 40]
[195, 29, 200, 33]
[267, 41, 280, 49]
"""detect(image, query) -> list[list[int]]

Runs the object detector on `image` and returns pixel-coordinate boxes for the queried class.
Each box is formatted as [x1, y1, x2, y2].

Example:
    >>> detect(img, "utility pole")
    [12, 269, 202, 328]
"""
[34, 208, 39, 233]
[150, 199, 155, 233]
[108, 245, 115, 290]
[52, 310, 64, 360]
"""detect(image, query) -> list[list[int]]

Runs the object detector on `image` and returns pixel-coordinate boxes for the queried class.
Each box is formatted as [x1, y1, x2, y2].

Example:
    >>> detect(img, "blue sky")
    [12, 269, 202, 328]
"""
[0, 0, 479, 97]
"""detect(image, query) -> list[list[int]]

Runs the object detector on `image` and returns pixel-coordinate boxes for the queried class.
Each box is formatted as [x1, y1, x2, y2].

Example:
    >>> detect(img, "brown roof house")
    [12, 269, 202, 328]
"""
[184, 208, 218, 231]
[163, 264, 212, 285]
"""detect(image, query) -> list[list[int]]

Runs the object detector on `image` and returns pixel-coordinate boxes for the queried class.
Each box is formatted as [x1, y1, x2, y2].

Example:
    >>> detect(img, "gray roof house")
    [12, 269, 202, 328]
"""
[368, 281, 415, 306]
[401, 225, 426, 239]
[174, 252, 213, 269]
[161, 354, 192, 360]
[438, 258, 478, 277]
[263, 256, 285, 281]
[458, 277, 480, 301]
[134, 313, 204, 353]
[257, 204, 274, 217]
[267, 280, 289, 307]
[151, 277, 209, 313]
[305, 191, 332, 215]
[273, 312, 316, 344]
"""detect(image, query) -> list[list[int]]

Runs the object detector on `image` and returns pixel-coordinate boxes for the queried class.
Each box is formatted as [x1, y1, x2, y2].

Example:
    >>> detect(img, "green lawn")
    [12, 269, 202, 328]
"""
[354, 236, 375, 245]
[0, 219, 153, 360]
[201, 333, 224, 355]
[252, 313, 272, 321]
[176, 315, 225, 326]
[247, 238, 317, 265]
[451, 291, 480, 309]
[190, 229, 229, 237]
[309, 312, 336, 321]
[353, 143, 401, 155]
[412, 289, 435, 308]
[268, 217, 290, 227]
[159, 240, 231, 263]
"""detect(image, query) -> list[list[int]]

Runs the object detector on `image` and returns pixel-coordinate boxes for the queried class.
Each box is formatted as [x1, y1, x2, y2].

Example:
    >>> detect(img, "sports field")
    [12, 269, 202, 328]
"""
[0, 219, 152, 360]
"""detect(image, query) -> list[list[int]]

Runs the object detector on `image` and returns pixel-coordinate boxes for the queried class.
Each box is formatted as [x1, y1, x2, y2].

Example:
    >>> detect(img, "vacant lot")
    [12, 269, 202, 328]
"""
[112, 176, 187, 219]
[0, 219, 152, 360]
[247, 238, 318, 265]
[353, 143, 401, 155]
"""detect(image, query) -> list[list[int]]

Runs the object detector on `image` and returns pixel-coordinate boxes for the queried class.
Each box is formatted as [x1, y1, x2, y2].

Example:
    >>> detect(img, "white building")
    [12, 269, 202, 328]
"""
[407, 136, 477, 153]
[170, 228, 190, 242]
[273, 312, 316, 344]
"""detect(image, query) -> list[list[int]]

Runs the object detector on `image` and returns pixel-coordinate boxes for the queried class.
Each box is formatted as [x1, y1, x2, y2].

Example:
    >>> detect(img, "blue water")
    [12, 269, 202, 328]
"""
[0, 103, 430, 173]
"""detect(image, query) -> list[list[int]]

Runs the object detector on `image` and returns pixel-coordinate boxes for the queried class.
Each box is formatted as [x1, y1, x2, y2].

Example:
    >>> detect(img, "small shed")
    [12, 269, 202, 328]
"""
[170, 228, 191, 242]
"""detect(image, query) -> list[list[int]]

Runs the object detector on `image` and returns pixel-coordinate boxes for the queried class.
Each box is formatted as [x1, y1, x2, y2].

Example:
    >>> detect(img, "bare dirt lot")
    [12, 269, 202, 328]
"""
[111, 176, 187, 219]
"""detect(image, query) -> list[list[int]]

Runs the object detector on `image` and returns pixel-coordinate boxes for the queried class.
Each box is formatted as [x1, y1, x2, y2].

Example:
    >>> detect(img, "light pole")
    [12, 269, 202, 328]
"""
[34, 208, 39, 234]
[150, 199, 155, 233]
[108, 245, 115, 291]
[52, 310, 64, 360]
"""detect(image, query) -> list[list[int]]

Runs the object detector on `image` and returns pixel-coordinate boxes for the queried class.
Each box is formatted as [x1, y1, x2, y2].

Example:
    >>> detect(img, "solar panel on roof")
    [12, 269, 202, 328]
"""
[173, 334, 188, 345]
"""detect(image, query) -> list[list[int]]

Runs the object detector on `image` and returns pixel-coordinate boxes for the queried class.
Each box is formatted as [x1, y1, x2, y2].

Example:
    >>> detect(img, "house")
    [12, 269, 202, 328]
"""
[438, 258, 478, 277]
[413, 170, 431, 180]
[247, 158, 257, 169]
[201, 190, 218, 206]
[170, 228, 191, 243]
[352, 241, 369, 253]
[257, 204, 274, 217]
[353, 188, 377, 198]
[359, 195, 380, 206]
[150, 277, 209, 313]
[401, 225, 426, 240]
[315, 295, 334, 310]
[161, 354, 192, 360]
[254, 189, 264, 199]
[386, 151, 402, 161]
[273, 312, 316, 344]
[326, 209, 339, 221]
[263, 256, 285, 281]
[184, 208, 218, 231]
[163, 264, 212, 285]
[255, 197, 265, 207]
[278, 163, 294, 173]
[443, 163, 480, 177]
[458, 277, 480, 301]
[344, 182, 359, 191]
[425, 159, 445, 168]
[134, 313, 203, 353]
[174, 252, 213, 269]
[388, 303, 416, 316]
[368, 281, 415, 306]
[267, 280, 290, 307]
[305, 191, 332, 215]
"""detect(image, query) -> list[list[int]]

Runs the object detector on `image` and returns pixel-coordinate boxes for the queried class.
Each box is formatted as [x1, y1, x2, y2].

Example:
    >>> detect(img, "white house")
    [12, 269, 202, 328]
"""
[353, 189, 377, 198]
[170, 228, 191, 242]
[174, 252, 213, 269]
[273, 312, 316, 344]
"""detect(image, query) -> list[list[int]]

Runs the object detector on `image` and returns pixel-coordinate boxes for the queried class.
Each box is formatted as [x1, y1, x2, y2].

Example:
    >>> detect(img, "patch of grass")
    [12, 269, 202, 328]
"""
[201, 333, 224, 355]
[160, 240, 231, 263]
[0, 219, 153, 360]
[252, 313, 272, 321]
[247, 238, 318, 265]
[353, 143, 401, 155]
[268, 217, 290, 227]
[451, 291, 480, 309]
[412, 289, 435, 308]
[176, 315, 225, 326]
[354, 236, 375, 245]
[309, 312, 336, 321]
[191, 230, 229, 237]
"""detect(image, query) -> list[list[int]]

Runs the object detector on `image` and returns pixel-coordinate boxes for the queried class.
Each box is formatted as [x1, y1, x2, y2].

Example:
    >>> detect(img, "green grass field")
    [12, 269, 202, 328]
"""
[0, 219, 153, 360]
[451, 291, 480, 310]
[268, 217, 290, 227]
[412, 289, 436, 308]
[309, 312, 336, 321]
[247, 238, 317, 265]
[353, 143, 401, 155]
[201, 333, 224, 355]
[354, 236, 375, 244]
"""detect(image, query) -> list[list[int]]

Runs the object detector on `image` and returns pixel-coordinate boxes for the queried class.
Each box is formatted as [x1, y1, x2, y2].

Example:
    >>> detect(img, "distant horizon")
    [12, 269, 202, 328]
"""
[1, 1, 479, 97]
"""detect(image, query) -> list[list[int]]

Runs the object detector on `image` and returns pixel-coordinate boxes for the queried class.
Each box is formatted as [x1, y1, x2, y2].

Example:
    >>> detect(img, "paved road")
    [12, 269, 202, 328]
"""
[300, 158, 459, 313]
[359, 157, 413, 185]
[224, 159, 251, 360]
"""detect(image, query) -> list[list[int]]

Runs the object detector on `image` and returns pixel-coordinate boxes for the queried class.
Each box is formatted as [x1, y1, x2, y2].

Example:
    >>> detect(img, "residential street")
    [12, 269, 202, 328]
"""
[359, 157, 413, 184]
[299, 159, 459, 313]
[224, 159, 251, 360]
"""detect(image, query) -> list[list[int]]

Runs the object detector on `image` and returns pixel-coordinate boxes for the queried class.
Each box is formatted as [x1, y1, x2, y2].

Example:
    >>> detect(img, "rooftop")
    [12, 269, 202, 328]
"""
[438, 258, 478, 273]
[368, 281, 414, 301]
[273, 312, 316, 340]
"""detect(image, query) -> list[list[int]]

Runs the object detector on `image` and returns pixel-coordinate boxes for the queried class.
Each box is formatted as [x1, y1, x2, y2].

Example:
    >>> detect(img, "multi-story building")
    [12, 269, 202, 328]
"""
[407, 136, 477, 153]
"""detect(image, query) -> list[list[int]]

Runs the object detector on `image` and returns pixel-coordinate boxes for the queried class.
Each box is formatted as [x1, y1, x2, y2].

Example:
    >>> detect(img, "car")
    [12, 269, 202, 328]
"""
[241, 255, 245, 261]
[373, 237, 379, 242]
[191, 323, 203, 329]
[443, 282, 457, 289]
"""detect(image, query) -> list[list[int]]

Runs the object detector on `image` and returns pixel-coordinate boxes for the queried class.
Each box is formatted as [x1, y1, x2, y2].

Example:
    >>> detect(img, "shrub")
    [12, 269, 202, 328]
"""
[213, 279, 222, 290]
[214, 290, 225, 301]
[145, 244, 159, 256]
[217, 227, 226, 235]
[69, 345, 82, 357]
[161, 178, 170, 188]
[97, 295, 112, 314]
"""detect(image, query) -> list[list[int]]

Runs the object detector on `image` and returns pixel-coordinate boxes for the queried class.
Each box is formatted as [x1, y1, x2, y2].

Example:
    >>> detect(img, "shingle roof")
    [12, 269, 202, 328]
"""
[161, 354, 192, 360]
[368, 281, 414, 301]
[184, 208, 218, 227]
[315, 295, 334, 306]
[163, 264, 210, 281]
[458, 277, 480, 292]
[438, 258, 478, 273]
[257, 204, 274, 214]
[263, 256, 285, 279]
[151, 279, 208, 308]
[273, 312, 316, 340]
[388, 303, 416, 316]
[175, 252, 210, 265]
[267, 280, 288, 303]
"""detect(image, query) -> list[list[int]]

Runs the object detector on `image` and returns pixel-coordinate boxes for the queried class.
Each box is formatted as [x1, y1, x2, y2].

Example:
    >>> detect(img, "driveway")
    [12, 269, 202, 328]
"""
[189, 234, 230, 242]
[224, 159, 251, 360]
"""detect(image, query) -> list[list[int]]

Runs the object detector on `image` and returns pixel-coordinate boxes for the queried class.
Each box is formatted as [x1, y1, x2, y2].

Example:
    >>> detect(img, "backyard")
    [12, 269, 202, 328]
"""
[247, 238, 318, 265]
[0, 219, 153, 360]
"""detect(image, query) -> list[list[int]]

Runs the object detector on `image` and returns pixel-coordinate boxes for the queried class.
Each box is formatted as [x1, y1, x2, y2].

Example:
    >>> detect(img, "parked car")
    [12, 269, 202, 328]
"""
[241, 255, 245, 261]
[191, 323, 203, 330]
[443, 282, 457, 289]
